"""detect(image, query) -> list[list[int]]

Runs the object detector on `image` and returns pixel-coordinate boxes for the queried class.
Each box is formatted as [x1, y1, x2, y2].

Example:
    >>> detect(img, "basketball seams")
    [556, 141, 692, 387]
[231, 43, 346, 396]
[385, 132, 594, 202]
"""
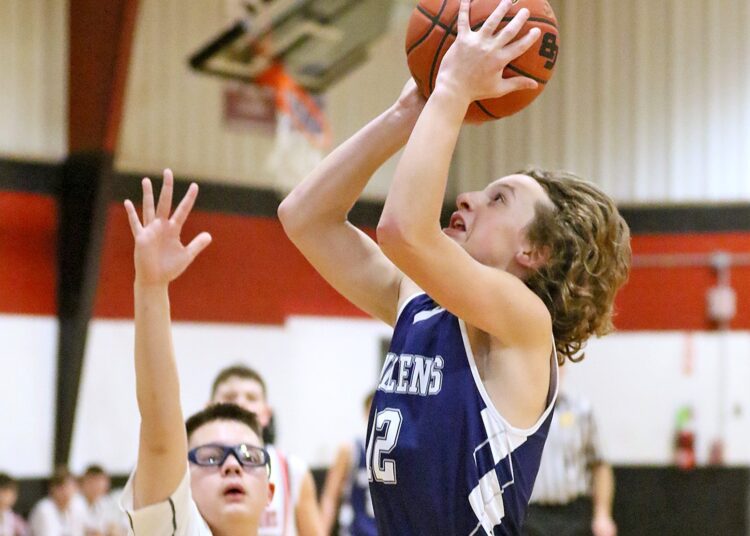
[427, 13, 459, 93]
[407, 0, 450, 54]
[505, 63, 548, 85]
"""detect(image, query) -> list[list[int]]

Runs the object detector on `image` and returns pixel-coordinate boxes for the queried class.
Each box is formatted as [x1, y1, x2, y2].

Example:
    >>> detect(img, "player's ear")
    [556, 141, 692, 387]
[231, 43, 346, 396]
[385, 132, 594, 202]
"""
[266, 482, 275, 505]
[515, 244, 550, 271]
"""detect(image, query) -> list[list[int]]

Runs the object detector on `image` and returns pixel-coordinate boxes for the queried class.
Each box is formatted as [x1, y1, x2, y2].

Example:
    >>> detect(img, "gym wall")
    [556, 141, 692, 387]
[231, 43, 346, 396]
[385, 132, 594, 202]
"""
[3, 0, 750, 479]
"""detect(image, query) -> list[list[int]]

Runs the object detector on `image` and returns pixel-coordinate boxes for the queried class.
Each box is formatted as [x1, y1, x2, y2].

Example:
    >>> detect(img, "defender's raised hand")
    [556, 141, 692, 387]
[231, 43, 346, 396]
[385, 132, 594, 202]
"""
[436, 0, 541, 105]
[124, 169, 212, 286]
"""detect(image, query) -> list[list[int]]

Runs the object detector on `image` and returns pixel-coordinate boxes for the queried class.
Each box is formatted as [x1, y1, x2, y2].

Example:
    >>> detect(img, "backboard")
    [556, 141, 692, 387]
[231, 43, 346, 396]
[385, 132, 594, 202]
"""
[189, 0, 397, 93]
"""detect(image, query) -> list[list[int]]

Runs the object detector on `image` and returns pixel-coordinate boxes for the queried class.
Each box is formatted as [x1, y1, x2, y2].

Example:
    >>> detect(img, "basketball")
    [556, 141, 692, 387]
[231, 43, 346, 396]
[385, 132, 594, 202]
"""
[405, 0, 559, 122]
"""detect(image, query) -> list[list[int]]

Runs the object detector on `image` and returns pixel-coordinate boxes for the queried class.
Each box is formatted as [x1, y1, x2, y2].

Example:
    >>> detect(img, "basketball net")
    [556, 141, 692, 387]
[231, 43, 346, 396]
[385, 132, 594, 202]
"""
[256, 63, 331, 192]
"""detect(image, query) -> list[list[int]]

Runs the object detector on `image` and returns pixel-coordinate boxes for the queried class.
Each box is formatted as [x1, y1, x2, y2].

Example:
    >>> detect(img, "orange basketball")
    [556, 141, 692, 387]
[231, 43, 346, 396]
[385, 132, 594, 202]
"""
[406, 0, 559, 122]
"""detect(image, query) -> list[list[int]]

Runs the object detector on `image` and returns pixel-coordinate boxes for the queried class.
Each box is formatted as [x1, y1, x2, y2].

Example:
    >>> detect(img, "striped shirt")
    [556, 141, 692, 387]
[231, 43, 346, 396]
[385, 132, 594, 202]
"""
[529, 392, 603, 505]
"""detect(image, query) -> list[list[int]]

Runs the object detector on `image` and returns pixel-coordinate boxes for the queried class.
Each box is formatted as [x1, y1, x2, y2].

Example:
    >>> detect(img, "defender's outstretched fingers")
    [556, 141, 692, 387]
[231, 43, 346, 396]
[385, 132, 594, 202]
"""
[457, 0, 471, 35]
[494, 7, 530, 46]
[124, 199, 143, 236]
[142, 178, 156, 225]
[505, 27, 541, 61]
[481, 0, 513, 37]
[156, 169, 174, 220]
[171, 183, 199, 229]
[186, 231, 212, 261]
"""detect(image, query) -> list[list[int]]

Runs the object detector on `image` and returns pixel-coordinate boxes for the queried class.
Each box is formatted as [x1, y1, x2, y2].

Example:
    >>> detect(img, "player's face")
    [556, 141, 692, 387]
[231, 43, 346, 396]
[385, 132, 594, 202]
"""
[212, 377, 272, 428]
[189, 421, 274, 532]
[0, 487, 18, 510]
[444, 174, 553, 276]
[50, 477, 77, 508]
[80, 474, 110, 503]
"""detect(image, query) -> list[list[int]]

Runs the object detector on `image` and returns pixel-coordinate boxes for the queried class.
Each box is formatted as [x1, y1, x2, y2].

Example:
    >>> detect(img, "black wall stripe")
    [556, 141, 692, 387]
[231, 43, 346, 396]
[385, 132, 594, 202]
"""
[0, 159, 63, 193]
[3, 159, 750, 234]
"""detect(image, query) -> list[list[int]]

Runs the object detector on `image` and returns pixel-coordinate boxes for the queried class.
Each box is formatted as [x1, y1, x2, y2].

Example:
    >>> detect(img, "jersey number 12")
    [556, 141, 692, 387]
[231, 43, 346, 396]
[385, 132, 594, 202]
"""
[366, 408, 403, 485]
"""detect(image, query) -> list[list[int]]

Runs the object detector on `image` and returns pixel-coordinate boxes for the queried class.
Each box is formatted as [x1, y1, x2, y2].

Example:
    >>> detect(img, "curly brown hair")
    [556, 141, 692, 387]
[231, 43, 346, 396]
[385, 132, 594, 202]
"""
[520, 168, 631, 364]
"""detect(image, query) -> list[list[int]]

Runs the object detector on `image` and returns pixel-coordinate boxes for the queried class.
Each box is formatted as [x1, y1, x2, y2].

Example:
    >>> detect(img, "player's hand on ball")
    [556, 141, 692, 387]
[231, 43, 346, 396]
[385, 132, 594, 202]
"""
[124, 169, 212, 287]
[436, 0, 541, 104]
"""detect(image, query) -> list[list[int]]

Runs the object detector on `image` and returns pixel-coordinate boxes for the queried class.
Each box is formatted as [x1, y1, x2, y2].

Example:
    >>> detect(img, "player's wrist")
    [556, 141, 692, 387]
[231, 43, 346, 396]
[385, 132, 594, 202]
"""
[134, 279, 170, 292]
[429, 81, 472, 116]
[386, 100, 423, 130]
[593, 510, 613, 522]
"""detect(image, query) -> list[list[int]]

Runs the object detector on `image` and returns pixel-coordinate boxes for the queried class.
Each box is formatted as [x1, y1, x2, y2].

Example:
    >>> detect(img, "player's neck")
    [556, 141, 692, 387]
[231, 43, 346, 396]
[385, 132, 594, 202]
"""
[210, 519, 259, 536]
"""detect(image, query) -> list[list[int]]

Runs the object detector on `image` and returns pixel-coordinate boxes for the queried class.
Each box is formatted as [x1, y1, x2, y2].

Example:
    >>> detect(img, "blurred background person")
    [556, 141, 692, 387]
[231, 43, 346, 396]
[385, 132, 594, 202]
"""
[319, 392, 376, 536]
[78, 465, 127, 536]
[210, 364, 324, 536]
[28, 467, 85, 536]
[524, 374, 616, 536]
[0, 472, 28, 536]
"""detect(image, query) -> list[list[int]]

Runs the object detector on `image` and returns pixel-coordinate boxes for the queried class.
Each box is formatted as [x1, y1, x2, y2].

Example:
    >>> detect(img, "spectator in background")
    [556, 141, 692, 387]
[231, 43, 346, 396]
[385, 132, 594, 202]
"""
[0, 472, 28, 536]
[29, 467, 85, 536]
[319, 392, 376, 536]
[78, 465, 127, 536]
[210, 365, 324, 536]
[524, 382, 617, 536]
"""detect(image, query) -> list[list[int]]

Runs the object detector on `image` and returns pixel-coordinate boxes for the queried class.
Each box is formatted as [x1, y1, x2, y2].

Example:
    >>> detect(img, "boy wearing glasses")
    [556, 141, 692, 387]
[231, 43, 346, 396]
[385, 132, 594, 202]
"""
[121, 170, 275, 535]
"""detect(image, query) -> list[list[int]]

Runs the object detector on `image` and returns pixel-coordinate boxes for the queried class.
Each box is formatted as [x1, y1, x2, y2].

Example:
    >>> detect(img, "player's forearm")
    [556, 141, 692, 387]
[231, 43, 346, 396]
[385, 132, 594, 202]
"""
[379, 86, 468, 243]
[592, 463, 615, 518]
[133, 283, 186, 450]
[278, 104, 418, 234]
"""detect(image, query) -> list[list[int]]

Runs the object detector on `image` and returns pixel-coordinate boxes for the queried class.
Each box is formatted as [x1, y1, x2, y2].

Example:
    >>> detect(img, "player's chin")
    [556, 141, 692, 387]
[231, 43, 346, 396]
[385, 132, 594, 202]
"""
[219, 499, 255, 517]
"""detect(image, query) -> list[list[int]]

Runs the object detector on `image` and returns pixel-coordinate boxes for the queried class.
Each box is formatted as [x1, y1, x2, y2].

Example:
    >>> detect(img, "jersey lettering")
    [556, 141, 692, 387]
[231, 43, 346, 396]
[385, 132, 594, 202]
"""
[378, 353, 444, 396]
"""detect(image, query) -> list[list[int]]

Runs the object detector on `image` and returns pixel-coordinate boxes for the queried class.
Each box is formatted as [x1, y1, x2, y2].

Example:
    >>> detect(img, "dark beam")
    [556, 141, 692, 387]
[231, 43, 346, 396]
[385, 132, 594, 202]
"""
[55, 153, 114, 465]
[55, 0, 139, 466]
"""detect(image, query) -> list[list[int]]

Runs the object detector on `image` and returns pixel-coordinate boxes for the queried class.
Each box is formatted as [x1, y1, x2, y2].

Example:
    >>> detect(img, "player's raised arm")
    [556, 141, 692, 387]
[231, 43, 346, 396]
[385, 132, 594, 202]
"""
[378, 0, 551, 348]
[277, 81, 426, 326]
[123, 170, 212, 508]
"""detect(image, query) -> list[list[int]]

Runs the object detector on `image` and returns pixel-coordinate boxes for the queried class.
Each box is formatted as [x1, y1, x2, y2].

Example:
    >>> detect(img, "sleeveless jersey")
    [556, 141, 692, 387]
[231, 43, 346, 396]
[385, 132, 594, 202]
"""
[260, 445, 307, 536]
[338, 439, 377, 536]
[366, 294, 558, 535]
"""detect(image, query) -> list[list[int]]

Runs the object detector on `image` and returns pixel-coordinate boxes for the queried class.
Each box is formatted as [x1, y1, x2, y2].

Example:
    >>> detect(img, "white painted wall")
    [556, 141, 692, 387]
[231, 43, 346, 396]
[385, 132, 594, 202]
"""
[68, 316, 390, 475]
[3, 314, 749, 477]
[0, 315, 58, 476]
[565, 332, 750, 466]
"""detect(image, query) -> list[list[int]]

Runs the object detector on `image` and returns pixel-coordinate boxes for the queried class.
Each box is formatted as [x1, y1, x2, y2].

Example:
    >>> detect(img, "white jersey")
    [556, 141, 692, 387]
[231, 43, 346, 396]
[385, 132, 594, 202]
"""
[119, 467, 212, 536]
[259, 445, 308, 536]
[29, 497, 87, 536]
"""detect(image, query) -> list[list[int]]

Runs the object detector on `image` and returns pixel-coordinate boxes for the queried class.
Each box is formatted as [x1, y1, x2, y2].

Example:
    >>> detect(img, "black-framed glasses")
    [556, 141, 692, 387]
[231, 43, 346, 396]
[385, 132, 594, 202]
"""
[188, 444, 271, 476]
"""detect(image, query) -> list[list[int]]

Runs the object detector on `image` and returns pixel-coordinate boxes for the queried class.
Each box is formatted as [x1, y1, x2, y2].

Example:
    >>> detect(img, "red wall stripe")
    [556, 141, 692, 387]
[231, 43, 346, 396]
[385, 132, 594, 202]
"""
[616, 233, 750, 330]
[0, 192, 57, 315]
[92, 203, 367, 322]
[3, 192, 750, 330]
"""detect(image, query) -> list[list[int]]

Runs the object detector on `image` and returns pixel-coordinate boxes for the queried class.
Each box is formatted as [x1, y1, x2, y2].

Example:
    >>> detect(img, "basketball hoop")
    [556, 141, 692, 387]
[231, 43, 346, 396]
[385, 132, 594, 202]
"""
[256, 62, 332, 192]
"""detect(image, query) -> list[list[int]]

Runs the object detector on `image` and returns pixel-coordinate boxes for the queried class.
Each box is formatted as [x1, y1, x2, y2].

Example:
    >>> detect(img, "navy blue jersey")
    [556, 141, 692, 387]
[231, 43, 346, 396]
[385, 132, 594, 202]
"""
[366, 294, 558, 535]
[339, 439, 378, 536]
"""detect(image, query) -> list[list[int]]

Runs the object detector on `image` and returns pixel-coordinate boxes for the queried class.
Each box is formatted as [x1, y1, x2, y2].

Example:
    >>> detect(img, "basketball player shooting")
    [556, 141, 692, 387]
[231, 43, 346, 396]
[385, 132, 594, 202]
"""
[280, 0, 631, 533]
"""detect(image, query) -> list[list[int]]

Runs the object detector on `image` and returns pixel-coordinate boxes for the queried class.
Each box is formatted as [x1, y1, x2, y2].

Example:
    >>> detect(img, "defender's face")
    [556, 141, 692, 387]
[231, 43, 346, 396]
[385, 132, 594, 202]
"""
[189, 421, 274, 532]
[444, 174, 553, 275]
[212, 378, 272, 428]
